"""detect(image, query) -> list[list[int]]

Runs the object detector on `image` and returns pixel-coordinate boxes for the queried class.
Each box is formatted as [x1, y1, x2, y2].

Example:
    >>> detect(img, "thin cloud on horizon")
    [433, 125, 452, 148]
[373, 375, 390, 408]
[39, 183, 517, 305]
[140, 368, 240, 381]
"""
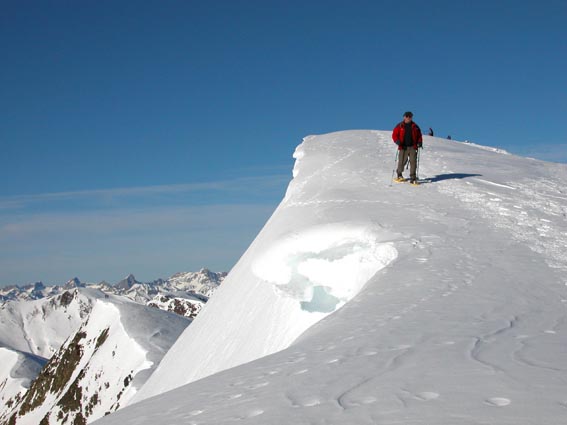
[0, 174, 291, 211]
[0, 202, 278, 287]
[0, 174, 290, 286]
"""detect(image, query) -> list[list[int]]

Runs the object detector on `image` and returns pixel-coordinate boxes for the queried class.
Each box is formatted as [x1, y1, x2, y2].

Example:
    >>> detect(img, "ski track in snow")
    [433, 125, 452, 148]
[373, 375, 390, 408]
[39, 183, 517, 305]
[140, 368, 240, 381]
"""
[95, 131, 567, 425]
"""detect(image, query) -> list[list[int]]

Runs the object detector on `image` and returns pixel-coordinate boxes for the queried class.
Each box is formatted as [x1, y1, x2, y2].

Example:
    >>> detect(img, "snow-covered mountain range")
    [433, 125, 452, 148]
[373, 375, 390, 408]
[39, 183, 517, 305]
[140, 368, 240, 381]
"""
[1, 269, 226, 311]
[0, 269, 225, 424]
[94, 130, 567, 425]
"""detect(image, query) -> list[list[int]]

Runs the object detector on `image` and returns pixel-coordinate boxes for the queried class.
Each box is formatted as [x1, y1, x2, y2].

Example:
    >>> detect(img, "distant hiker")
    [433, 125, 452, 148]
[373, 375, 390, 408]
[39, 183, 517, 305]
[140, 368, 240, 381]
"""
[428, 127, 434, 136]
[392, 111, 423, 185]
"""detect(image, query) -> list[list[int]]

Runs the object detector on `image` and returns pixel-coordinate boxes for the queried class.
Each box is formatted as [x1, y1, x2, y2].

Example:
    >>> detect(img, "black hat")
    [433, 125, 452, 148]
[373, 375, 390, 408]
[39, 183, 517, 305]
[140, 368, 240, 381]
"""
[403, 111, 413, 118]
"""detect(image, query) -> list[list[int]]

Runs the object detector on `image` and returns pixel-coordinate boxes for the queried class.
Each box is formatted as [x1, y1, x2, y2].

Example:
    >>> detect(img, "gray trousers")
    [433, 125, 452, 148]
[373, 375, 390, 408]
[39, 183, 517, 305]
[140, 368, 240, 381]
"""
[396, 147, 418, 180]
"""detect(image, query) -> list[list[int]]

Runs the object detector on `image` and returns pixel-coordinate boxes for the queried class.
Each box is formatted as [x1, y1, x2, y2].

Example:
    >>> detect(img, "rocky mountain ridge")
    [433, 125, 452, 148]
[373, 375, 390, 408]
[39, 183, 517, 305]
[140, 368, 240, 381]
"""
[1, 289, 190, 425]
[0, 269, 226, 424]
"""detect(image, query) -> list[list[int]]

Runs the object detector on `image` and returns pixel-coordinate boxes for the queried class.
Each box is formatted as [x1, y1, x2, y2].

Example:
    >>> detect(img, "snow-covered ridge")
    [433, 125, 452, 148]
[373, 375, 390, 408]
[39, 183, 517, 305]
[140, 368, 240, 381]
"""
[461, 139, 510, 154]
[1, 290, 189, 424]
[0, 269, 225, 424]
[96, 130, 567, 425]
[0, 269, 224, 377]
[0, 289, 93, 359]
[133, 131, 404, 402]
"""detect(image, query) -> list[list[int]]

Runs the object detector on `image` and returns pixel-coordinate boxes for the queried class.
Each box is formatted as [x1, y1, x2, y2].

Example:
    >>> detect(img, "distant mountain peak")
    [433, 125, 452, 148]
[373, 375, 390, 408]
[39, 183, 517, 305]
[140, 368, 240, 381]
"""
[114, 274, 139, 291]
[64, 277, 84, 289]
[33, 281, 45, 290]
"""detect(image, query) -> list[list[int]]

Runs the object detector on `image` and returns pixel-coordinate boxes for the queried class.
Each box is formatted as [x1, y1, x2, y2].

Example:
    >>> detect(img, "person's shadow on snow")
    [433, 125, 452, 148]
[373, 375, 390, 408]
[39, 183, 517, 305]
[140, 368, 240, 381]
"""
[428, 173, 482, 182]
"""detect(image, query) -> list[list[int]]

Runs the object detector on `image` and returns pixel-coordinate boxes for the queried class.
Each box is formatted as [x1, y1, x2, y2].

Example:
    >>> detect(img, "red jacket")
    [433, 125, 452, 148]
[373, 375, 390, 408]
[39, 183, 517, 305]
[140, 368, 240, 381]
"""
[392, 122, 423, 150]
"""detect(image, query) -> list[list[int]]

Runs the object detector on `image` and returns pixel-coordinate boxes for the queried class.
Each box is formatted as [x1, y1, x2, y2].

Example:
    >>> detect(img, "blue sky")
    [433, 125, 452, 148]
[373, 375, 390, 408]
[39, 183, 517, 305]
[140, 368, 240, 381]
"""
[1, 0, 566, 286]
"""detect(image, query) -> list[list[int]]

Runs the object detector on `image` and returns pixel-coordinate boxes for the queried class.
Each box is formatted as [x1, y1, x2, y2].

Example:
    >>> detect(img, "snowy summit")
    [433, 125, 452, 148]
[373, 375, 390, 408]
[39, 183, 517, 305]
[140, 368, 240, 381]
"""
[96, 130, 567, 425]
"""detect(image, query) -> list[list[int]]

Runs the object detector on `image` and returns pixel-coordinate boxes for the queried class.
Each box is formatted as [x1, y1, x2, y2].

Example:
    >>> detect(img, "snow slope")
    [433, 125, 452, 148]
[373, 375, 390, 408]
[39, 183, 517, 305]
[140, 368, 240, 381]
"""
[97, 130, 567, 424]
[133, 133, 399, 402]
[0, 290, 93, 359]
[0, 348, 44, 411]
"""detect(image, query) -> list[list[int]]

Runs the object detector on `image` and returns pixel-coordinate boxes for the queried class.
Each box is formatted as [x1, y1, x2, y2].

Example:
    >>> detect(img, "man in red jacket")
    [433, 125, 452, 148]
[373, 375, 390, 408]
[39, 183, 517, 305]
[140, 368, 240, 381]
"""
[392, 111, 423, 185]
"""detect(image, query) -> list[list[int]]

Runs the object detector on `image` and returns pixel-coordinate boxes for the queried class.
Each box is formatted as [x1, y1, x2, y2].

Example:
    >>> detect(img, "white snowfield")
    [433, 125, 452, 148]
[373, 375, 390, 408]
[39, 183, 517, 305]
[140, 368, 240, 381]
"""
[96, 130, 567, 425]
[0, 347, 44, 409]
[0, 290, 93, 359]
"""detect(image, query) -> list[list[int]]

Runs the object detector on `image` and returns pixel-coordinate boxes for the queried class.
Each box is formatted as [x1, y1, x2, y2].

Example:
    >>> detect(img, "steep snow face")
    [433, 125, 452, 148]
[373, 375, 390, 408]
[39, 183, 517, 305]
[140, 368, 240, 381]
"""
[134, 133, 400, 402]
[97, 130, 567, 425]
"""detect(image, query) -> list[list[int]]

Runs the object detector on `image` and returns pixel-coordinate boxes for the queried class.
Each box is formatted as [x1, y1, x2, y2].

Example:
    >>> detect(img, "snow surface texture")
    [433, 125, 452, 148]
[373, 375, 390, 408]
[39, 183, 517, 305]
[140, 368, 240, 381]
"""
[252, 223, 397, 313]
[96, 131, 567, 425]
